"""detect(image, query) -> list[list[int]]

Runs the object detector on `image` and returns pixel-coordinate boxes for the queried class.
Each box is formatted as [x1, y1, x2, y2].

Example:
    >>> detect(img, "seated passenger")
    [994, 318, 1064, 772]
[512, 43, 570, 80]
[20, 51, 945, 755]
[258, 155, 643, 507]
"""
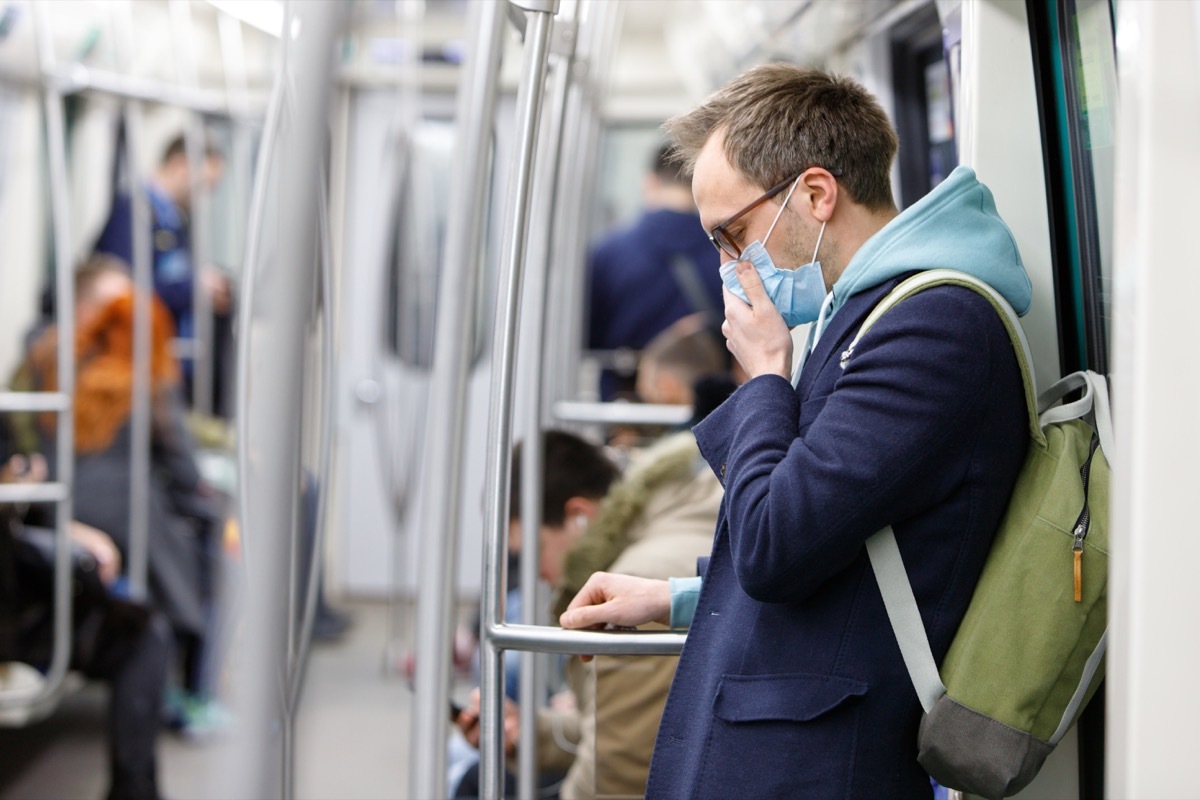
[454, 429, 721, 799]
[0, 449, 171, 800]
[19, 259, 227, 736]
[606, 313, 732, 449]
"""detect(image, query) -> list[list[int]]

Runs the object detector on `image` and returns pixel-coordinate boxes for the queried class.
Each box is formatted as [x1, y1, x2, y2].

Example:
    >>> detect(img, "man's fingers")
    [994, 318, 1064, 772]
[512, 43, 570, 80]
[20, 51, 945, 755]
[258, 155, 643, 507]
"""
[559, 601, 610, 631]
[734, 260, 772, 311]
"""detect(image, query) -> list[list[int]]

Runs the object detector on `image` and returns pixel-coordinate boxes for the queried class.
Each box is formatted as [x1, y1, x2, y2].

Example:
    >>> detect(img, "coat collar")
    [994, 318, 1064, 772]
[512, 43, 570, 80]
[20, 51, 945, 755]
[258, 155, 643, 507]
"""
[795, 274, 914, 401]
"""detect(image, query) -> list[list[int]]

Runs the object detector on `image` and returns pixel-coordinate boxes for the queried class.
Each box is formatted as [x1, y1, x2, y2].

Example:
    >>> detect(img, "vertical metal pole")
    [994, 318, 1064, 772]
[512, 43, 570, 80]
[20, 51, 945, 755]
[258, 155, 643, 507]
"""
[235, 9, 290, 577]
[517, 11, 576, 795]
[481, 5, 558, 799]
[546, 0, 620, 410]
[408, 0, 506, 796]
[225, 3, 349, 798]
[170, 0, 215, 415]
[30, 0, 74, 706]
[114, 0, 153, 602]
[283, 163, 337, 800]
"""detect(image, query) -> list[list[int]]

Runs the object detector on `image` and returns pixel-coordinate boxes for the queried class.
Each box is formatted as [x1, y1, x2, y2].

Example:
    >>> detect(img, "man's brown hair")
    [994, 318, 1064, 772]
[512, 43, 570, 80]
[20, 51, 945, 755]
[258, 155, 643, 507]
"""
[664, 63, 899, 210]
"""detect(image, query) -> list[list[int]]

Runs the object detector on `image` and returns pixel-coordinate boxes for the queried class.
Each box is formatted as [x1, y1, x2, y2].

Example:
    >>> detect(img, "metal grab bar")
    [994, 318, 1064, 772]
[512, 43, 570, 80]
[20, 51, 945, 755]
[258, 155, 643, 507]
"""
[407, 0, 508, 796]
[516, 10, 579, 795]
[490, 624, 686, 657]
[36, 65, 259, 118]
[553, 400, 692, 426]
[546, 0, 623, 409]
[0, 484, 70, 504]
[480, 4, 559, 798]
[114, 0, 153, 604]
[281, 158, 338, 800]
[223, 3, 350, 797]
[0, 393, 71, 412]
[2, 0, 78, 716]
[235, 0, 291, 576]
[170, 0, 215, 416]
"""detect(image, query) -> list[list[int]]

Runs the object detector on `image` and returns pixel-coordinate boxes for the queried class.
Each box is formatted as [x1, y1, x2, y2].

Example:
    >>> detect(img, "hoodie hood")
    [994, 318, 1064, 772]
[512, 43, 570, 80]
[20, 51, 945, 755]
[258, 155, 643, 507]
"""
[830, 166, 1032, 318]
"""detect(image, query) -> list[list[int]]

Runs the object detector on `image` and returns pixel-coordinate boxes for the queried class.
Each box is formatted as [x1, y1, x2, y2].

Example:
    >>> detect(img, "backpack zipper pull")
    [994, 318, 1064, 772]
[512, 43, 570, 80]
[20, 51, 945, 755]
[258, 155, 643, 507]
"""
[1072, 524, 1086, 602]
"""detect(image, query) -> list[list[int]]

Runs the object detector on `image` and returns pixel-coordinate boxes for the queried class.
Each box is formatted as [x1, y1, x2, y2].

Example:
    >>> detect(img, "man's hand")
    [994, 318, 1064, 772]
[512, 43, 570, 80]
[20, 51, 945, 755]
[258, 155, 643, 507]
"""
[722, 261, 792, 380]
[69, 521, 122, 586]
[455, 687, 518, 755]
[201, 267, 232, 315]
[1, 453, 48, 485]
[559, 572, 671, 633]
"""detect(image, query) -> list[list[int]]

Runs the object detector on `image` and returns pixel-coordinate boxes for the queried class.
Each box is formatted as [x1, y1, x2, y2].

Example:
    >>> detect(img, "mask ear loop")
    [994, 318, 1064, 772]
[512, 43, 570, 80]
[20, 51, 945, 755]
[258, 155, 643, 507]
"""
[762, 175, 803, 246]
[810, 219, 827, 264]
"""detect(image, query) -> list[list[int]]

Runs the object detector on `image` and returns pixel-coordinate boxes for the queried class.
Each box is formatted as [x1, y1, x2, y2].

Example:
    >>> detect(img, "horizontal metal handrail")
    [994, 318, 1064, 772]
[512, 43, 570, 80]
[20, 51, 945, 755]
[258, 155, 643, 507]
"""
[47, 65, 262, 118]
[489, 623, 686, 656]
[0, 484, 69, 504]
[553, 400, 690, 426]
[0, 393, 70, 412]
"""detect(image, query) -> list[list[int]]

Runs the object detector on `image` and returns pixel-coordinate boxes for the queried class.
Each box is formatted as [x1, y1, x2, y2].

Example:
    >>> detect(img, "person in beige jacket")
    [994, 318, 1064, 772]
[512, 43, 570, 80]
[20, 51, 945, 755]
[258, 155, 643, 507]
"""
[455, 429, 722, 799]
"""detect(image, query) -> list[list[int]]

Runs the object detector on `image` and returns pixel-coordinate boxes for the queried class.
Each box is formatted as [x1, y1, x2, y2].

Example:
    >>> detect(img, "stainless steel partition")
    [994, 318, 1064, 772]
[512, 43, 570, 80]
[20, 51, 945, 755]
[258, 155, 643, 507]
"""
[407, 1, 507, 796]
[226, 2, 349, 797]
[479, 1, 558, 795]
[515, 7, 579, 795]
[478, 2, 689, 798]
[0, 2, 77, 724]
[170, 0, 216, 415]
[112, 0, 154, 603]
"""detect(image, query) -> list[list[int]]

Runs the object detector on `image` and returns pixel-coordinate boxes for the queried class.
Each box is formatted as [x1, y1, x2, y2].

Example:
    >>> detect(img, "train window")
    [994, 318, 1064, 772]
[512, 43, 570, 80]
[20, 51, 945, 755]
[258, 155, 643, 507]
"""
[1030, 0, 1117, 374]
[1063, 0, 1117, 370]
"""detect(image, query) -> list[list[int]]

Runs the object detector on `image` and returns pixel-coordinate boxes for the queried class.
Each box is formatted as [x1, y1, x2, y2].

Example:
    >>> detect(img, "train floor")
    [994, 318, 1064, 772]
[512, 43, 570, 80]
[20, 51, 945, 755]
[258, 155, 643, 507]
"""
[0, 599, 449, 800]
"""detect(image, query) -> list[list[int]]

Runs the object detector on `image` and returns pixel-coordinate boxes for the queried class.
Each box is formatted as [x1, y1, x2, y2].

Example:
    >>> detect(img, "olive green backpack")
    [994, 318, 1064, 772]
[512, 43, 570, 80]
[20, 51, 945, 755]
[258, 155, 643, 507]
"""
[855, 270, 1112, 800]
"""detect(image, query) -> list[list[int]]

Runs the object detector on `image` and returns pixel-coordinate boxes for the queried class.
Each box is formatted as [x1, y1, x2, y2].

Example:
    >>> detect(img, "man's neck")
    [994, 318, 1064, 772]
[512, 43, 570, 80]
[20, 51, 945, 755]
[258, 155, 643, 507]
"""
[822, 205, 899, 288]
[647, 183, 697, 214]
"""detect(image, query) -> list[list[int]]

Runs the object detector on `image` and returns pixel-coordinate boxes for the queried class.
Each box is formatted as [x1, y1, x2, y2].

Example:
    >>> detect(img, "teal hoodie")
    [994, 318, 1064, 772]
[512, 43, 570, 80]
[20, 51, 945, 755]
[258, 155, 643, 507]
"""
[829, 166, 1032, 319]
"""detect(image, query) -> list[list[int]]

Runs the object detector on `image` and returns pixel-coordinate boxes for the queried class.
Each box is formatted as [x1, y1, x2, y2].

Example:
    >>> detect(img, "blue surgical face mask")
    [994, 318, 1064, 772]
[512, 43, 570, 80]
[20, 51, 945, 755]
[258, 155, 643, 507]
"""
[719, 177, 828, 328]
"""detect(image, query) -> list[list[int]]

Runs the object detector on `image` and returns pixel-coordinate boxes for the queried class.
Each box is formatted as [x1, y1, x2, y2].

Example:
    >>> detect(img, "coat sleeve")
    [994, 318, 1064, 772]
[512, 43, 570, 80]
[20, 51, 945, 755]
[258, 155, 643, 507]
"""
[693, 287, 1014, 604]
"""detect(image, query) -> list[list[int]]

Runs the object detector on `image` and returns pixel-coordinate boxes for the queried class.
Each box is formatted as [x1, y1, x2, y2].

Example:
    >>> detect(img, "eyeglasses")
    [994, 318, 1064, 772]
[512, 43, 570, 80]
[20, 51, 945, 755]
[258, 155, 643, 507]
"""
[707, 168, 842, 260]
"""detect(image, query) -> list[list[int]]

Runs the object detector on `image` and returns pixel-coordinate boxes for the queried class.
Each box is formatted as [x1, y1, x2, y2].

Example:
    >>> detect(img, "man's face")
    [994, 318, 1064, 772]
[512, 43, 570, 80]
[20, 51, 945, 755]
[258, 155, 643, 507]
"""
[693, 130, 814, 271]
[506, 516, 583, 586]
[538, 520, 584, 586]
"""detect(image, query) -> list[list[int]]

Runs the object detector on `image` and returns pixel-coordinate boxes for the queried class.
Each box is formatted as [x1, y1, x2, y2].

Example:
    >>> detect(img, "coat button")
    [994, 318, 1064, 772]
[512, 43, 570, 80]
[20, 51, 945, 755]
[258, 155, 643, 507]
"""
[720, 463, 726, 481]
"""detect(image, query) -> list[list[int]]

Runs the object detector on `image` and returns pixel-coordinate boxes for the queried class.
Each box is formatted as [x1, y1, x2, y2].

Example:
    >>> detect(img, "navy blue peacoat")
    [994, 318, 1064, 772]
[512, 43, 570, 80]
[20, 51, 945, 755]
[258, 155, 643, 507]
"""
[645, 274, 1028, 798]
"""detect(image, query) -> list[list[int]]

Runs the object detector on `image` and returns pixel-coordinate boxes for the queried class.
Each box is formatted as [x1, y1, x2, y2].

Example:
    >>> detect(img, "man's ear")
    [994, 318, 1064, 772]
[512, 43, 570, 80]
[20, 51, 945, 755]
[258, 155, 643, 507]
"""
[798, 168, 840, 224]
[563, 496, 600, 527]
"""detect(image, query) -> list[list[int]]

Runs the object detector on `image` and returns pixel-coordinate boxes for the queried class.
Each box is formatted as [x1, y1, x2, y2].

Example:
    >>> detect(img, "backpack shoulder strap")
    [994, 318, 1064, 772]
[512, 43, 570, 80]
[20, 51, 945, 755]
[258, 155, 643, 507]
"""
[847, 269, 1044, 447]
[866, 526, 946, 712]
[858, 270, 1040, 714]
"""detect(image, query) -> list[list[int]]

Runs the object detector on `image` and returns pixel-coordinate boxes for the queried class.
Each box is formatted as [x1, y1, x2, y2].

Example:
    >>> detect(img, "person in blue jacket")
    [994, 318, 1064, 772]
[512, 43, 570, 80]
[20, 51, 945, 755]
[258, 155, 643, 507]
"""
[588, 144, 723, 401]
[561, 64, 1031, 798]
[94, 135, 231, 406]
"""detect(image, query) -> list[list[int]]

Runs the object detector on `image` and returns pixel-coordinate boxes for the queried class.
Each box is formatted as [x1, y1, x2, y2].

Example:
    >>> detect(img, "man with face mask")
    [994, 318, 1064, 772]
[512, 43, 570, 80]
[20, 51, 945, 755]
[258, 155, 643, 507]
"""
[561, 65, 1032, 798]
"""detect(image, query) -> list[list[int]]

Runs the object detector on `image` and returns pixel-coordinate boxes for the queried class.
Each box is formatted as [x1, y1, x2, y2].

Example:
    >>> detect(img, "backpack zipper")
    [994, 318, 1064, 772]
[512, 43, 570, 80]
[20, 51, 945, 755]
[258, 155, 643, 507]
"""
[1071, 433, 1100, 602]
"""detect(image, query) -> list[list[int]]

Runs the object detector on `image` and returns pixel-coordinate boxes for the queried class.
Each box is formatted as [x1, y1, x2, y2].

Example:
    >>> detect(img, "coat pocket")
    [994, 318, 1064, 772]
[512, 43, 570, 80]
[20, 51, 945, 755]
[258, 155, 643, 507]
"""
[712, 672, 867, 722]
[701, 673, 868, 798]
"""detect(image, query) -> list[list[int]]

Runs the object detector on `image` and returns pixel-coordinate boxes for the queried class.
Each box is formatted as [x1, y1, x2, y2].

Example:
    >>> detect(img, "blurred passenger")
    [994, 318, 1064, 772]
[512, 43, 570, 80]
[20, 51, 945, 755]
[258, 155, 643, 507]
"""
[20, 260, 228, 738]
[634, 313, 725, 410]
[603, 312, 731, 450]
[454, 429, 720, 799]
[94, 134, 232, 414]
[587, 144, 722, 401]
[0, 448, 171, 800]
